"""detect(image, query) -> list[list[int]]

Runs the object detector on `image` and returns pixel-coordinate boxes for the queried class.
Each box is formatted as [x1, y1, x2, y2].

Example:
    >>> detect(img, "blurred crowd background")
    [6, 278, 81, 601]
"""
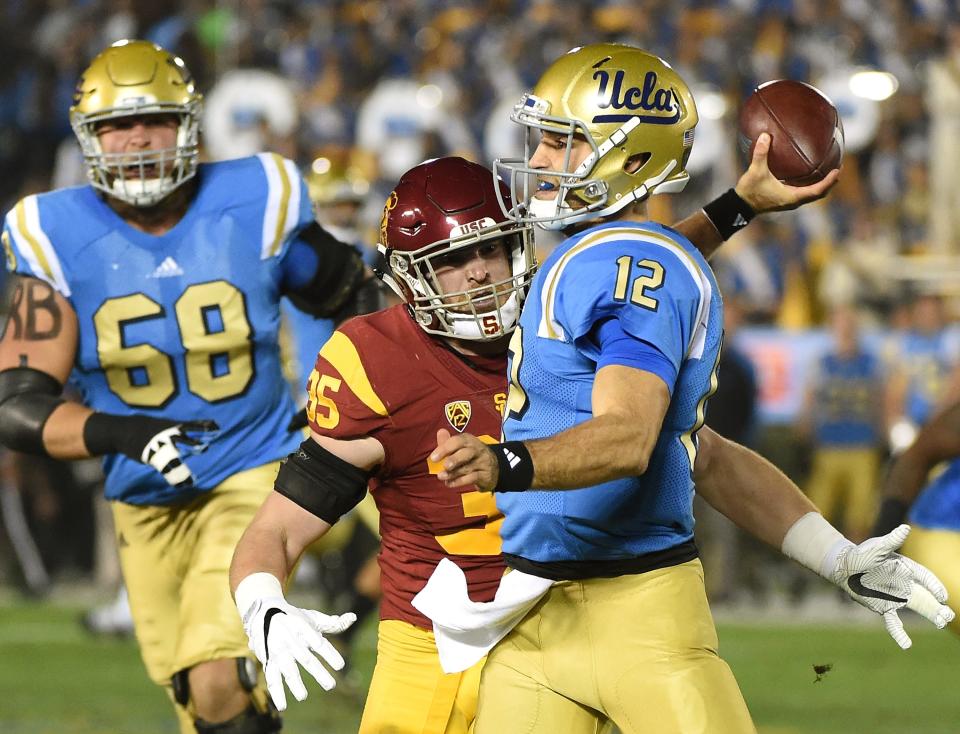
[2, 0, 960, 612]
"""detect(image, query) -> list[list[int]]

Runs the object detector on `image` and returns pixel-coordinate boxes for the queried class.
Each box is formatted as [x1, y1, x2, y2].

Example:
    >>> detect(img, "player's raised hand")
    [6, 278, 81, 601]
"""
[831, 525, 955, 649]
[734, 133, 840, 214]
[235, 573, 355, 711]
[432, 429, 499, 491]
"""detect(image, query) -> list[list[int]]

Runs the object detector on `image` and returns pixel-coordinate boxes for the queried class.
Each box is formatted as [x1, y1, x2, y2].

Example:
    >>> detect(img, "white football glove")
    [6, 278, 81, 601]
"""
[831, 525, 954, 649]
[783, 514, 955, 649]
[234, 573, 356, 711]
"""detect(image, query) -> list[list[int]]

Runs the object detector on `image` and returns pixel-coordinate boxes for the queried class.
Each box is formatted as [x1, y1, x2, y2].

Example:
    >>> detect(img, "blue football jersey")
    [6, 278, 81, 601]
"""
[810, 351, 884, 447]
[499, 221, 722, 562]
[910, 459, 960, 532]
[3, 154, 312, 505]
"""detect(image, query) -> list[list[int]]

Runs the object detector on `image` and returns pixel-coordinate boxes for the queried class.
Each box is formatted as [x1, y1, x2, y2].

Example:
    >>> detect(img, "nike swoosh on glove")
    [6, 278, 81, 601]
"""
[241, 596, 356, 711]
[833, 525, 956, 649]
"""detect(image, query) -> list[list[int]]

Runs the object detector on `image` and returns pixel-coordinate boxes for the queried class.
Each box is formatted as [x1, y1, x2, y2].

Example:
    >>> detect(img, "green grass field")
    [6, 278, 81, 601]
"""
[1, 602, 957, 733]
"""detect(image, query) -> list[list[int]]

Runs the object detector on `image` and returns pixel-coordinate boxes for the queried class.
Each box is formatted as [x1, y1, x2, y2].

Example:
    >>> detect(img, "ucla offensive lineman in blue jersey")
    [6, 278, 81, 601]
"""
[3, 154, 311, 505]
[874, 399, 960, 638]
[0, 41, 369, 734]
[428, 44, 953, 734]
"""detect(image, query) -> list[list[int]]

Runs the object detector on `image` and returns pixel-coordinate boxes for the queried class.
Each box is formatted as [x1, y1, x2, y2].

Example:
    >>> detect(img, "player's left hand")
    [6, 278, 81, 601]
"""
[431, 429, 498, 490]
[734, 132, 840, 214]
[241, 594, 356, 711]
[831, 524, 955, 649]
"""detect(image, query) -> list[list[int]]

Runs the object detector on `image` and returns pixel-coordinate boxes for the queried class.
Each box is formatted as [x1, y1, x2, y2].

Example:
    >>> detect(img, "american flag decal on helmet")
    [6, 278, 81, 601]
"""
[444, 401, 472, 432]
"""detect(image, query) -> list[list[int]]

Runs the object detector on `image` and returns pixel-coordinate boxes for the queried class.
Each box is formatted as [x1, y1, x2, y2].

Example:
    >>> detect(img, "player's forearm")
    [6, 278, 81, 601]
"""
[41, 401, 95, 459]
[230, 522, 299, 595]
[883, 402, 960, 504]
[671, 210, 724, 260]
[527, 413, 661, 489]
[694, 428, 816, 548]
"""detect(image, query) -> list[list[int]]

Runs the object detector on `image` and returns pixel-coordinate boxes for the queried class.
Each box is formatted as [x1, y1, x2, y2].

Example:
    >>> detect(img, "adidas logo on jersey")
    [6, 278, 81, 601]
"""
[501, 447, 522, 469]
[148, 256, 184, 278]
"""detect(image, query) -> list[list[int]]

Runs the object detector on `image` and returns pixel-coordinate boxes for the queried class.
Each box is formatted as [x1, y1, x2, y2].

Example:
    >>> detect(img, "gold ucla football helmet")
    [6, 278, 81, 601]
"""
[494, 43, 698, 230]
[70, 40, 202, 207]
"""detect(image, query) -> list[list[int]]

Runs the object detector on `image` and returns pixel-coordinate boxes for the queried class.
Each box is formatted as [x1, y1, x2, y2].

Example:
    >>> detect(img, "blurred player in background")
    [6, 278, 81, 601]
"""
[873, 399, 960, 637]
[803, 305, 886, 542]
[427, 43, 953, 734]
[0, 40, 374, 734]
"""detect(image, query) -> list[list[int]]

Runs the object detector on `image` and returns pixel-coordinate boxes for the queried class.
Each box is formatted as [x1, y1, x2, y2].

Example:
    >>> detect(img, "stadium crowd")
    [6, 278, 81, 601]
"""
[1, 0, 959, 622]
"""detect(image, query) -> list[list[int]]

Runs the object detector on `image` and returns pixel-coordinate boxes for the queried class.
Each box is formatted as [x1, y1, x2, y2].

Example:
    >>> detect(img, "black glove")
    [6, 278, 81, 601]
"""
[84, 413, 219, 488]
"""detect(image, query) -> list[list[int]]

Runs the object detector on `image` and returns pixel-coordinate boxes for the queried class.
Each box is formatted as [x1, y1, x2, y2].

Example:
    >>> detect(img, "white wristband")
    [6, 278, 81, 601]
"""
[780, 512, 853, 580]
[234, 572, 284, 618]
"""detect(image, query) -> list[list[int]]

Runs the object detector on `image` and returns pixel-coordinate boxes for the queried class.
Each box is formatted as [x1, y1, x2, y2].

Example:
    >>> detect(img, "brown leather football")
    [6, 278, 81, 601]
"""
[738, 79, 844, 185]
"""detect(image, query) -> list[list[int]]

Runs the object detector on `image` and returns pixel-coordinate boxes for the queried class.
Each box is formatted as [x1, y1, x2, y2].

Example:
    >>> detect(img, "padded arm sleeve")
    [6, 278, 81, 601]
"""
[274, 438, 372, 525]
[0, 367, 64, 454]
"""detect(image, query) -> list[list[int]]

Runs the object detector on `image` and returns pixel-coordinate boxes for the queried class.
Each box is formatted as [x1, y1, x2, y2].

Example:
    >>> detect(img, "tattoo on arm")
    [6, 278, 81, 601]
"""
[1, 278, 62, 341]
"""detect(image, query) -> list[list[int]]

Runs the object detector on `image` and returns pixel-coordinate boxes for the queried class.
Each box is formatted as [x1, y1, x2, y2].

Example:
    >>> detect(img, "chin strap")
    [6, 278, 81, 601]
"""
[528, 159, 680, 231]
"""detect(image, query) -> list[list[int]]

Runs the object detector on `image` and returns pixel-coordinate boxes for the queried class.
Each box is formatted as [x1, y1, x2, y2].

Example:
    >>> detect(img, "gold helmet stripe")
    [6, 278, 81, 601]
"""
[318, 331, 389, 417]
[8, 197, 71, 296]
[257, 153, 302, 259]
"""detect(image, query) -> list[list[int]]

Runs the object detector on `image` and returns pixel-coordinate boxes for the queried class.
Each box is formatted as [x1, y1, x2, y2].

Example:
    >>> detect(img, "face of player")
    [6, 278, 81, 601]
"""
[96, 114, 179, 176]
[528, 130, 593, 205]
[431, 239, 513, 314]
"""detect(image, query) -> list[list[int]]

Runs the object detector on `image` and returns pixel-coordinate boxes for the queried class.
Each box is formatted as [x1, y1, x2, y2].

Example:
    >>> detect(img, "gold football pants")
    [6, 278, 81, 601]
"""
[475, 559, 755, 734]
[359, 619, 484, 734]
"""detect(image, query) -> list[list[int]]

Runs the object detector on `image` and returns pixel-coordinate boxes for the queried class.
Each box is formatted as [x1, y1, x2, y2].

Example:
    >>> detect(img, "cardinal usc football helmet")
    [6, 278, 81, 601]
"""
[70, 40, 202, 207]
[494, 43, 698, 230]
[377, 157, 536, 341]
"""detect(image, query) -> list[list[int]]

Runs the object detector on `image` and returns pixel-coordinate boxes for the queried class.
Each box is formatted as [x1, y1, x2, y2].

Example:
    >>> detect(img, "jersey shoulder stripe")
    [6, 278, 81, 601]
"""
[3, 195, 71, 296]
[318, 330, 389, 417]
[538, 225, 713, 359]
[255, 152, 303, 260]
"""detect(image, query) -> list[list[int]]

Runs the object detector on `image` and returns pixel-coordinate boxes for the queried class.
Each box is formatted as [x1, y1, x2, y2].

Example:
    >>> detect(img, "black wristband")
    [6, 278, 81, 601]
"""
[872, 497, 909, 538]
[83, 412, 176, 460]
[702, 188, 756, 240]
[491, 441, 534, 493]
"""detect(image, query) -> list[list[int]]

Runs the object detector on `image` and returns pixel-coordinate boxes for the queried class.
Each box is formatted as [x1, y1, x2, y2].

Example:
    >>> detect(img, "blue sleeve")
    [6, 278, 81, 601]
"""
[554, 231, 708, 374]
[277, 174, 321, 290]
[279, 237, 320, 291]
[590, 317, 678, 394]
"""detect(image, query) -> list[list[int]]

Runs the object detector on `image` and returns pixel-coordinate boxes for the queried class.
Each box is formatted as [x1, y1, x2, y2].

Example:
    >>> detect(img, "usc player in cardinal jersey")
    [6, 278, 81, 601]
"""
[231, 157, 531, 732]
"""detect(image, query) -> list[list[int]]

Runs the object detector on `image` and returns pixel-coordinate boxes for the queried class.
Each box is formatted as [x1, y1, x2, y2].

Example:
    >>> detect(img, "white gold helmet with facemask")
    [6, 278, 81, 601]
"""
[377, 157, 536, 341]
[70, 40, 202, 208]
[494, 43, 698, 230]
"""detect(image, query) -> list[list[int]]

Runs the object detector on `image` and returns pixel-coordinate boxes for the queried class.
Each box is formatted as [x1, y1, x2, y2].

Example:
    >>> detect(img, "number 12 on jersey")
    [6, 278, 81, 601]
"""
[613, 256, 664, 311]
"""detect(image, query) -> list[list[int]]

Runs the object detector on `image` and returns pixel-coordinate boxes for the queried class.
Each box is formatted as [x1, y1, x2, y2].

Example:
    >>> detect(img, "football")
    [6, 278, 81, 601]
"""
[738, 79, 844, 185]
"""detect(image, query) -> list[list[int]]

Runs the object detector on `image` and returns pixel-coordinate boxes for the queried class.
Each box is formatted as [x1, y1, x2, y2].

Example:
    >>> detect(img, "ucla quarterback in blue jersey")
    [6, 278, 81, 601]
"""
[0, 41, 369, 734]
[428, 44, 952, 734]
[498, 220, 720, 565]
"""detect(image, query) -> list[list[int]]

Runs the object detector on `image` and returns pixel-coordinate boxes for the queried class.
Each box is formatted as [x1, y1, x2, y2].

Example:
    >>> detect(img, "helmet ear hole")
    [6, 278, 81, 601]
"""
[624, 152, 651, 175]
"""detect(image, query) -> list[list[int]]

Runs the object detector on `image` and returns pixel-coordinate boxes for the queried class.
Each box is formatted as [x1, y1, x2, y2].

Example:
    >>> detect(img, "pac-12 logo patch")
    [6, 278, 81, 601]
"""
[444, 400, 472, 432]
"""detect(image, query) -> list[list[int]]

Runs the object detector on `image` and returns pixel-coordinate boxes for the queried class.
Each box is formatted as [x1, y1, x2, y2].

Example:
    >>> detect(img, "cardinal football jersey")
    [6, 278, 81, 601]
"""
[2, 154, 312, 505]
[499, 221, 722, 563]
[306, 305, 508, 628]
